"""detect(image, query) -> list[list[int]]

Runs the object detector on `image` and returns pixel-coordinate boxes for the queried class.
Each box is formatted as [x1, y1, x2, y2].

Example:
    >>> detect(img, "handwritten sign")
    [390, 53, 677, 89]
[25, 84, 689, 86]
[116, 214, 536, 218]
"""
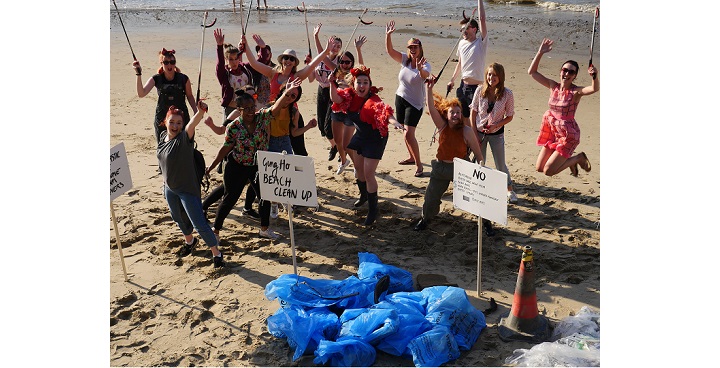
[257, 151, 318, 207]
[110, 142, 133, 202]
[452, 158, 507, 225]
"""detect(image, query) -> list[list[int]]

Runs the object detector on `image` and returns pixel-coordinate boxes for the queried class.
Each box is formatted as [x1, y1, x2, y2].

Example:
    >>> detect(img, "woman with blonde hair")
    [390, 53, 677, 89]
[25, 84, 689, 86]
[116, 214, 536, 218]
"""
[470, 62, 516, 204]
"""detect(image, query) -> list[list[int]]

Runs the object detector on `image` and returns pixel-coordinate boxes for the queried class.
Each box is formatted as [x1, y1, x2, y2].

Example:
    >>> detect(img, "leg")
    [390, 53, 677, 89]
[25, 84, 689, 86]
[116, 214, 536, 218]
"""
[363, 158, 381, 226]
[487, 134, 513, 190]
[535, 146, 554, 173]
[404, 125, 423, 175]
[422, 160, 453, 221]
[202, 184, 225, 212]
[178, 192, 220, 255]
[213, 159, 249, 231]
[164, 186, 194, 238]
[541, 150, 584, 176]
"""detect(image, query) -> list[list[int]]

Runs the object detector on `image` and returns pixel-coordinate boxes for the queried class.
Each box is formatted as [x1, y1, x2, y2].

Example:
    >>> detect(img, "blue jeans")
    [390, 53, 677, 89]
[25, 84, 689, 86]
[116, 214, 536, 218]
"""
[164, 186, 218, 247]
[269, 135, 294, 154]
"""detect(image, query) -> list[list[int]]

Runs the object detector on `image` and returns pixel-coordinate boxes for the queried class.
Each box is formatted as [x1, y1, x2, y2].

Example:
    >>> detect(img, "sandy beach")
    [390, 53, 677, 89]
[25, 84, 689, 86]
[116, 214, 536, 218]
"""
[109, 8, 600, 367]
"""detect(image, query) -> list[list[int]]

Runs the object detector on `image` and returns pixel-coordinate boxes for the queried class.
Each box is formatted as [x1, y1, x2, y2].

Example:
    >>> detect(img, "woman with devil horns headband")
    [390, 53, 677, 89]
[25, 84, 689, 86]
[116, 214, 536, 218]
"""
[329, 65, 404, 226]
[133, 48, 198, 144]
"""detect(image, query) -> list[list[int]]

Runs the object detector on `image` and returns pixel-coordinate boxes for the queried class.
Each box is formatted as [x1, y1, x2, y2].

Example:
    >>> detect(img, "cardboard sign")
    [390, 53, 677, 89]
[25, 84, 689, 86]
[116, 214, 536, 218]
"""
[257, 151, 318, 207]
[452, 158, 508, 225]
[110, 142, 133, 202]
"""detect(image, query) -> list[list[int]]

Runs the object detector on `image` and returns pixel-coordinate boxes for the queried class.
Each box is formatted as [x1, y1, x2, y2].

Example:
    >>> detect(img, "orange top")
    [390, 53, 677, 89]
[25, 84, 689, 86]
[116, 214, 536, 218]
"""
[436, 126, 468, 161]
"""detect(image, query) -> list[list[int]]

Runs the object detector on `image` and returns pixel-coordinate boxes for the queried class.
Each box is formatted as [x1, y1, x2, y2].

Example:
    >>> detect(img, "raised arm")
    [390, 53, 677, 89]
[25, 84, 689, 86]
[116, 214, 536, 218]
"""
[271, 78, 303, 117]
[215, 29, 231, 85]
[329, 78, 343, 103]
[478, 0, 487, 41]
[295, 36, 335, 80]
[355, 35, 366, 65]
[243, 34, 275, 78]
[132, 60, 155, 97]
[384, 21, 403, 64]
[528, 38, 556, 88]
[577, 65, 599, 96]
[313, 23, 324, 53]
[185, 100, 208, 140]
[425, 78, 446, 130]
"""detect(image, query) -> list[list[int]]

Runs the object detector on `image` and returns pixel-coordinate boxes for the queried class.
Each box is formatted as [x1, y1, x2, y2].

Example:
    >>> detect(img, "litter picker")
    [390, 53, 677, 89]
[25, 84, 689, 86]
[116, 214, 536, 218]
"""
[111, 0, 137, 61]
[341, 9, 372, 58]
[297, 3, 312, 57]
[589, 7, 599, 79]
[196, 12, 217, 103]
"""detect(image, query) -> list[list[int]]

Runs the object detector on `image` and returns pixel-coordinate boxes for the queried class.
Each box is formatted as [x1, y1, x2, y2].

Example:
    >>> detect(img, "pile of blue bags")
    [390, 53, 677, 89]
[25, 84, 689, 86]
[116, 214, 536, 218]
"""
[264, 252, 486, 367]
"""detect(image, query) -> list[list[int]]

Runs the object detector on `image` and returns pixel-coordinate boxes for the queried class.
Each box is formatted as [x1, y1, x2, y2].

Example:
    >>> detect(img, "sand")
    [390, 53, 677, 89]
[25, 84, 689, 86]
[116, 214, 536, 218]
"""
[109, 8, 600, 367]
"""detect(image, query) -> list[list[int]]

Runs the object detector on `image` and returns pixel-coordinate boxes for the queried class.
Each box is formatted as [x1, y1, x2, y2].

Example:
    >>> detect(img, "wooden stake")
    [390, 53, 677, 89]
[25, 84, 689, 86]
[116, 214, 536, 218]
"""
[110, 202, 129, 282]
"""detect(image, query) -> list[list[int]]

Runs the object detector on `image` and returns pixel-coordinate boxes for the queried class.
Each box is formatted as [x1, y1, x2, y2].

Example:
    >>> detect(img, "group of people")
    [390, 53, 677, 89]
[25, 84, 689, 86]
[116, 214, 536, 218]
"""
[129, 0, 598, 269]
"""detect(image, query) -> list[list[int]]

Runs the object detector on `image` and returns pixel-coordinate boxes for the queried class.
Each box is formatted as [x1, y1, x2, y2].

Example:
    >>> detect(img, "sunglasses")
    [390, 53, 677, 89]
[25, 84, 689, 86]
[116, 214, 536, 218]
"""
[561, 67, 577, 75]
[281, 55, 297, 62]
[162, 60, 177, 65]
[339, 60, 352, 65]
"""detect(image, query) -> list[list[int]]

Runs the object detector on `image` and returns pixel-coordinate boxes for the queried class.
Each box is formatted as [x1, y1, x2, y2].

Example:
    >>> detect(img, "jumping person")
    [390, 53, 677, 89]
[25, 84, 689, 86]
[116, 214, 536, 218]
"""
[470, 62, 517, 203]
[528, 38, 599, 177]
[330, 35, 366, 175]
[156, 100, 225, 268]
[413, 78, 483, 233]
[133, 48, 198, 144]
[385, 20, 431, 177]
[447, 0, 487, 127]
[310, 23, 342, 162]
[330, 65, 404, 226]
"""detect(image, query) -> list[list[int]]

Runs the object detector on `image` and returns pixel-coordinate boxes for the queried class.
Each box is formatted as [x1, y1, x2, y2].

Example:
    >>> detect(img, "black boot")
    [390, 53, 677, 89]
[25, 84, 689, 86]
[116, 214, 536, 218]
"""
[354, 180, 368, 207]
[364, 192, 379, 225]
[483, 219, 496, 237]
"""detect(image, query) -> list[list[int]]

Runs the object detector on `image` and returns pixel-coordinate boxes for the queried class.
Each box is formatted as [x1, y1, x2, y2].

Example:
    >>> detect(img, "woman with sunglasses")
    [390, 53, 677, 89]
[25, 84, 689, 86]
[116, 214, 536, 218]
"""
[241, 34, 336, 102]
[330, 65, 404, 226]
[385, 21, 432, 178]
[329, 35, 366, 175]
[133, 48, 198, 144]
[157, 101, 225, 268]
[205, 81, 303, 242]
[528, 38, 599, 177]
[308, 23, 342, 163]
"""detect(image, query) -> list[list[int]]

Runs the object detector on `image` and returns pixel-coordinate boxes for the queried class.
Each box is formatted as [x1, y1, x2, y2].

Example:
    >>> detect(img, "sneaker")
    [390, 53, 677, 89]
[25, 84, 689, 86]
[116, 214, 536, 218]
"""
[178, 237, 198, 257]
[259, 228, 280, 240]
[270, 203, 279, 219]
[336, 160, 351, 175]
[328, 146, 338, 161]
[414, 218, 428, 231]
[242, 207, 261, 219]
[213, 253, 225, 268]
[508, 191, 518, 204]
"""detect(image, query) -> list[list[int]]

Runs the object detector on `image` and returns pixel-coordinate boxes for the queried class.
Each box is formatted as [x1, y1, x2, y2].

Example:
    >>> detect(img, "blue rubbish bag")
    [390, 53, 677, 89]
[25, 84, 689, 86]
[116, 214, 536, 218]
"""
[407, 325, 460, 367]
[372, 294, 433, 357]
[313, 337, 377, 367]
[266, 305, 340, 361]
[357, 252, 414, 294]
[337, 308, 399, 345]
[265, 273, 374, 309]
[423, 286, 486, 351]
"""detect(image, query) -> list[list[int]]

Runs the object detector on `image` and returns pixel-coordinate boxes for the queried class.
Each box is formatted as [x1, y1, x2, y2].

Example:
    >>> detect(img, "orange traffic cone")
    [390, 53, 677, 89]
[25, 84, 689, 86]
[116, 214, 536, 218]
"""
[498, 245, 550, 343]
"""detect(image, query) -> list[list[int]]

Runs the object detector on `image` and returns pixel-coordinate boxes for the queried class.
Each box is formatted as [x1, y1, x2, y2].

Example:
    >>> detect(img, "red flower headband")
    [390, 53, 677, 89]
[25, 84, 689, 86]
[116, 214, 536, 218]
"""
[161, 48, 176, 56]
[349, 66, 370, 78]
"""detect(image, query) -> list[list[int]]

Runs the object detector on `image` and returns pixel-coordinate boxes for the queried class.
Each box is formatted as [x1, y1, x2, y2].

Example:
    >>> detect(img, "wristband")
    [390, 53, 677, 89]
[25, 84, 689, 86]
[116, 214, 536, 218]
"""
[136, 73, 142, 76]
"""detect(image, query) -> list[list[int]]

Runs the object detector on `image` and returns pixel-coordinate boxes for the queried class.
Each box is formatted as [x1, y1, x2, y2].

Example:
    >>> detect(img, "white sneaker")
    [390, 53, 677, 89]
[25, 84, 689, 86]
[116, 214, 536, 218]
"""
[508, 191, 518, 204]
[270, 203, 279, 219]
[259, 228, 280, 240]
[336, 160, 351, 175]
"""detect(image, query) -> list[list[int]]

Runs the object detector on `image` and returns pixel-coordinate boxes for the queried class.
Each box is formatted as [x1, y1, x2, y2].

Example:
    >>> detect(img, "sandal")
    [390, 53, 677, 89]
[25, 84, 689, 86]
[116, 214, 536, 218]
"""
[414, 169, 424, 177]
[578, 152, 591, 172]
[398, 158, 415, 165]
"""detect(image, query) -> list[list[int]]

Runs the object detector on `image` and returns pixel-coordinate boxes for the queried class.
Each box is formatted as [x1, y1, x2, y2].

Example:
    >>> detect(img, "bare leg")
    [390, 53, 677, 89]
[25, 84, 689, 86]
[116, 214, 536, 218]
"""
[363, 158, 381, 193]
[541, 150, 586, 176]
[332, 121, 348, 164]
[404, 125, 422, 173]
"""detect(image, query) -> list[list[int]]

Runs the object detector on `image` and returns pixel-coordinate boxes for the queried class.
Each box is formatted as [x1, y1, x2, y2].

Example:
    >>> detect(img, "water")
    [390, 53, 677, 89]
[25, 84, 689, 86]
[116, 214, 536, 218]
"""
[111, 0, 600, 19]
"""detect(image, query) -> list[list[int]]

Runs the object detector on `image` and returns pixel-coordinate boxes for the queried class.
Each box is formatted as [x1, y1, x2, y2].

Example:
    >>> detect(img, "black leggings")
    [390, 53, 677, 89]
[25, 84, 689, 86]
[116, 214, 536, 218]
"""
[316, 86, 333, 139]
[213, 158, 271, 230]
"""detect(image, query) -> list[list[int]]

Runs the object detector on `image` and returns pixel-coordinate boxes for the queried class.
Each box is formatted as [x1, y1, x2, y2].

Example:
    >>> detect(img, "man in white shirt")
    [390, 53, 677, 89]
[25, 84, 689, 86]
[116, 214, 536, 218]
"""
[447, 0, 488, 127]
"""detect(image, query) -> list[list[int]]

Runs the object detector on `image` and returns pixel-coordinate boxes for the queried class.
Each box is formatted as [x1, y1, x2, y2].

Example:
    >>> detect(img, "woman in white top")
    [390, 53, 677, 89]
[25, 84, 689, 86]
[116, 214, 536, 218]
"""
[469, 62, 517, 203]
[385, 20, 431, 178]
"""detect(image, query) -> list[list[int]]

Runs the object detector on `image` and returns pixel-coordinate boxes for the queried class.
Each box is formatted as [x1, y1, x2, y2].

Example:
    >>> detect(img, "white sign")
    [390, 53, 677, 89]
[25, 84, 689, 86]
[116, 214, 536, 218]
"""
[452, 158, 508, 225]
[110, 142, 133, 202]
[257, 151, 318, 207]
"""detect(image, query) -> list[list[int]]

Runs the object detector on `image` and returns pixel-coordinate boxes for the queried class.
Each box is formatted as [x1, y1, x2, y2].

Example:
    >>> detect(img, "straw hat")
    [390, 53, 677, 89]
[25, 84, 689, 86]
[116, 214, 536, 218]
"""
[277, 49, 298, 65]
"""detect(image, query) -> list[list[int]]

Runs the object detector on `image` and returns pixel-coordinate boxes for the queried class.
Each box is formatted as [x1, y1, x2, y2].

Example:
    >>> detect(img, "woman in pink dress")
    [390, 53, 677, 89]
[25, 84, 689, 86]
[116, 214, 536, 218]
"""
[528, 38, 599, 177]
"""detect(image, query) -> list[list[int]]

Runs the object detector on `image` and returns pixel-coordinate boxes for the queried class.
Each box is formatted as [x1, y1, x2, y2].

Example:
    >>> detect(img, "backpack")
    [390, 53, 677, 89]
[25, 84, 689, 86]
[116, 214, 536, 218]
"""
[192, 141, 209, 193]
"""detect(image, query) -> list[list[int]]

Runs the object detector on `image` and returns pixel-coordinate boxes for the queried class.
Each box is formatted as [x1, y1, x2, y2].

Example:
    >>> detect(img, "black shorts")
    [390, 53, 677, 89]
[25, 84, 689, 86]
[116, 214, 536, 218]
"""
[394, 95, 423, 128]
[456, 81, 479, 118]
